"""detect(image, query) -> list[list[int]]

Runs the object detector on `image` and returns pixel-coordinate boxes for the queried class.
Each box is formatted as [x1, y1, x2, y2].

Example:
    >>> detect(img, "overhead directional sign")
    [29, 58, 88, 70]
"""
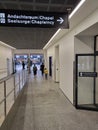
[57, 17, 64, 24]
[0, 9, 69, 28]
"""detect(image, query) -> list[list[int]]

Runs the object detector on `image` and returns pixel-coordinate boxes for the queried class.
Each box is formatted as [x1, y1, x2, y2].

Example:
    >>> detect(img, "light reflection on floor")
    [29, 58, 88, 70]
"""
[16, 64, 40, 71]
[15, 64, 42, 77]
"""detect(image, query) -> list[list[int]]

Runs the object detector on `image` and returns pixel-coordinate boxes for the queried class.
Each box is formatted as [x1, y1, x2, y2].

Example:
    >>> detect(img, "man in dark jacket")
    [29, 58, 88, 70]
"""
[40, 63, 44, 76]
[33, 64, 37, 76]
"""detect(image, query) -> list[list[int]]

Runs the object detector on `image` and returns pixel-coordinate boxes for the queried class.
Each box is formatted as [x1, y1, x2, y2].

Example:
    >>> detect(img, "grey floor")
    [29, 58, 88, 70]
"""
[9, 73, 98, 130]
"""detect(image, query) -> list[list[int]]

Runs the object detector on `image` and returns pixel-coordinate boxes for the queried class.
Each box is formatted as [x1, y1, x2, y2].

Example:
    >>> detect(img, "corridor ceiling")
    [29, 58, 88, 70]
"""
[0, 0, 80, 49]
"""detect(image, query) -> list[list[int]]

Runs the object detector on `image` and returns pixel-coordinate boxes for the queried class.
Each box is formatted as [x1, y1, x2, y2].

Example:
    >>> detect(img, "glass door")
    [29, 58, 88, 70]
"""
[75, 54, 98, 111]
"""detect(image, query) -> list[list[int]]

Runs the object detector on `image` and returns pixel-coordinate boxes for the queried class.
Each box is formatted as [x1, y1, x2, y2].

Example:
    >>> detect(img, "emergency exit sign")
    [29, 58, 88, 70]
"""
[0, 9, 69, 29]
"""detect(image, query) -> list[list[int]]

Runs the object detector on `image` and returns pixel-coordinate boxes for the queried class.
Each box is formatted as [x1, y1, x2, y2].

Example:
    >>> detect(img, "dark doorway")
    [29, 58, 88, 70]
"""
[49, 56, 52, 76]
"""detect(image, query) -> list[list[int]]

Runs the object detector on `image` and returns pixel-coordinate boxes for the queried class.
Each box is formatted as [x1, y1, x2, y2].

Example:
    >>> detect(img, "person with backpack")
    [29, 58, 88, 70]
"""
[33, 64, 37, 76]
[44, 68, 48, 79]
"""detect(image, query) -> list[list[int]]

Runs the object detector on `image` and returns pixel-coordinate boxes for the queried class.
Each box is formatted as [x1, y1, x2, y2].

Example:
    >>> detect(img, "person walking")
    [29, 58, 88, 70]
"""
[22, 61, 25, 69]
[33, 64, 37, 76]
[40, 63, 44, 76]
[44, 68, 48, 79]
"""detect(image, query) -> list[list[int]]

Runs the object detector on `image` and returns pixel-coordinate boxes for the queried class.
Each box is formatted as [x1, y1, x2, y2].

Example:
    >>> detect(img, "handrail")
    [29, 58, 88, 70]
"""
[0, 70, 27, 127]
[0, 74, 13, 84]
[0, 70, 26, 83]
[0, 71, 7, 74]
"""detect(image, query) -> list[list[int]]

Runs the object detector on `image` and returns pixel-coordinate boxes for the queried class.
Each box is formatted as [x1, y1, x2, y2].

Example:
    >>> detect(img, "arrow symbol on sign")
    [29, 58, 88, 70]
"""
[57, 17, 64, 24]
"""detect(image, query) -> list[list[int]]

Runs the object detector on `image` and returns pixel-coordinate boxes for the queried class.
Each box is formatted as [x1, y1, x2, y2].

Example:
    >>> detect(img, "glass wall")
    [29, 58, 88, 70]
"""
[14, 54, 28, 71]
[30, 54, 44, 70]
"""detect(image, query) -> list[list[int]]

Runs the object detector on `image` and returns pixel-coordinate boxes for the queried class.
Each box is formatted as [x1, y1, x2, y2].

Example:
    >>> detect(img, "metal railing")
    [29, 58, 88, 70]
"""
[0, 70, 27, 126]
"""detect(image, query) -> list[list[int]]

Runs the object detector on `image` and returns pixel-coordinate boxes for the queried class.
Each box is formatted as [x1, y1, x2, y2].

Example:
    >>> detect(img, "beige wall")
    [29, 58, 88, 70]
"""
[74, 37, 94, 55]
[59, 33, 74, 103]
[0, 43, 13, 79]
[13, 49, 44, 55]
[44, 8, 98, 104]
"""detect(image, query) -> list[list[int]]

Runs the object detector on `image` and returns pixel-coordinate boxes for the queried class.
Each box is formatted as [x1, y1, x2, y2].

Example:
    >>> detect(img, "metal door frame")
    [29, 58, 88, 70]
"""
[75, 53, 98, 111]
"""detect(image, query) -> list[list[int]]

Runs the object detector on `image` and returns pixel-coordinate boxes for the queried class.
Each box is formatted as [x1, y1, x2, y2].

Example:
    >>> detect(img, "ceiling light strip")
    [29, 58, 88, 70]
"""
[0, 41, 16, 49]
[69, 0, 86, 19]
[43, 0, 86, 50]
